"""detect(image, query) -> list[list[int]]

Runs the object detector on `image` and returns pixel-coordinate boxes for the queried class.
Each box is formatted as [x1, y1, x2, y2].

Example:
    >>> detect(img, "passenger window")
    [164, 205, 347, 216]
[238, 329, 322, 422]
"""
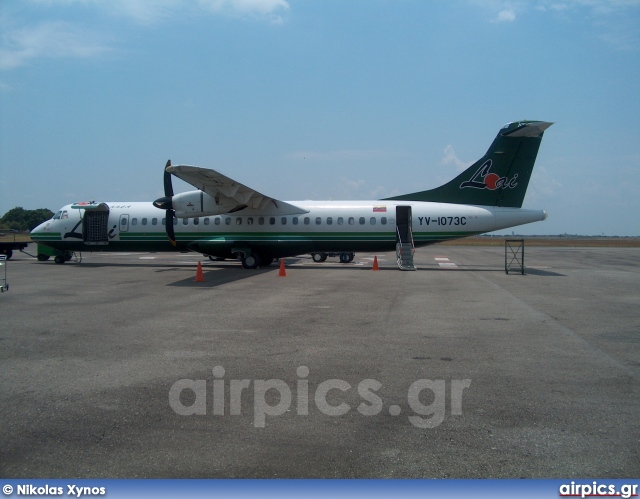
[193, 218, 199, 225]
[281, 217, 287, 225]
[326, 217, 332, 225]
[225, 218, 231, 225]
[152, 218, 158, 225]
[215, 217, 221, 225]
[292, 217, 298, 225]
[204, 218, 210, 225]
[348, 217, 355, 225]
[315, 217, 322, 225]
[370, 217, 376, 225]
[161, 218, 165, 226]
[258, 217, 265, 225]
[132, 218, 138, 226]
[269, 217, 276, 225]
[142, 218, 148, 225]
[121, 218, 127, 226]
[247, 217, 253, 225]
[337, 217, 343, 225]
[359, 217, 365, 225]
[236, 218, 242, 225]
[183, 218, 189, 225]
[381, 217, 387, 225]
[173, 218, 178, 226]
[304, 217, 310, 225]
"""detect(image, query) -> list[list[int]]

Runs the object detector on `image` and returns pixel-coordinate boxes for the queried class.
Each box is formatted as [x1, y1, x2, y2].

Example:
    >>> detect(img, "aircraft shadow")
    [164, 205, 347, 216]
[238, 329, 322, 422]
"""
[521, 268, 566, 277]
[168, 268, 277, 287]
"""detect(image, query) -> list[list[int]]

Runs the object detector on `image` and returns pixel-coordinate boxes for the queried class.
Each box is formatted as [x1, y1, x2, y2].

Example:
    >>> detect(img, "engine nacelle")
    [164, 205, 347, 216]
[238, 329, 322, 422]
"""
[172, 190, 241, 218]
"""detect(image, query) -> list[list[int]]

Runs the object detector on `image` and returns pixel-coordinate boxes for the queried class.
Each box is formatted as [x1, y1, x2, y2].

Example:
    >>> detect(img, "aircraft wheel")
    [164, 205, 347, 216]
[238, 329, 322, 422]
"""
[312, 253, 327, 263]
[346, 253, 355, 263]
[37, 254, 50, 261]
[241, 254, 261, 269]
[54, 255, 66, 264]
[339, 253, 350, 263]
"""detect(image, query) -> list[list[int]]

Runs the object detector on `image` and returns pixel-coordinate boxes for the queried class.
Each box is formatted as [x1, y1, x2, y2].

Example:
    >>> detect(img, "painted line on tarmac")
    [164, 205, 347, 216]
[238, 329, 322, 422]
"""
[435, 256, 458, 268]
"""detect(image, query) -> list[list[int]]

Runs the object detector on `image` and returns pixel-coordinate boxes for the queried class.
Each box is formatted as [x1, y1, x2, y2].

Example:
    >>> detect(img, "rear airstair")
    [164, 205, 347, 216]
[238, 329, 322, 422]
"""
[395, 206, 416, 271]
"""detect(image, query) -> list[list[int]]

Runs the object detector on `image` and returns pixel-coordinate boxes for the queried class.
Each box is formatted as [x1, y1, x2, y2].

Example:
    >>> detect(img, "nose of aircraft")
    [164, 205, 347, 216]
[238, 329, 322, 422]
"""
[29, 220, 49, 242]
[31, 220, 46, 235]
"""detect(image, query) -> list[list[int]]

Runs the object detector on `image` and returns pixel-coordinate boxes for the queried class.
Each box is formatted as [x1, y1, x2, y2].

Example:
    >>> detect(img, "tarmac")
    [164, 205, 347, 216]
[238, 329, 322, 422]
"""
[1, 243, 638, 478]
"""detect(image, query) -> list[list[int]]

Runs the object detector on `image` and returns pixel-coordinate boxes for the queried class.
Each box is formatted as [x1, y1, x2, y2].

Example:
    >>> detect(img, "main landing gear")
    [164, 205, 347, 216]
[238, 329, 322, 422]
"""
[311, 252, 355, 264]
[54, 254, 73, 264]
[240, 253, 274, 269]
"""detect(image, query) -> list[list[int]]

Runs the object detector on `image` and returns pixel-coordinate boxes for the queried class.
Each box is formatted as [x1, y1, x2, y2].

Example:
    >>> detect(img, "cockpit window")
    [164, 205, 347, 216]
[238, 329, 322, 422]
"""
[53, 211, 62, 220]
[62, 211, 68, 219]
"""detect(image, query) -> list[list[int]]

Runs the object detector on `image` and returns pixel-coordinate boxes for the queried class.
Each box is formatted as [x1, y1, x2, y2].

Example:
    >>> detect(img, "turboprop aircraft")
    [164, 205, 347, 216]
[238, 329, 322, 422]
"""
[30, 120, 552, 270]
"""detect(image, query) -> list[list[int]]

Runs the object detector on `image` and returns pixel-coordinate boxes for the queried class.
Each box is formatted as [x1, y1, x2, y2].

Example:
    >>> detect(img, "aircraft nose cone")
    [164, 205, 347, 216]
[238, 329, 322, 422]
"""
[153, 196, 173, 210]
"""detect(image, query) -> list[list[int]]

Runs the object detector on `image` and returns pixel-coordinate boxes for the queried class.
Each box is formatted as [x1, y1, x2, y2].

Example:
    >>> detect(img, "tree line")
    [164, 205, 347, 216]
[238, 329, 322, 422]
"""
[0, 207, 54, 232]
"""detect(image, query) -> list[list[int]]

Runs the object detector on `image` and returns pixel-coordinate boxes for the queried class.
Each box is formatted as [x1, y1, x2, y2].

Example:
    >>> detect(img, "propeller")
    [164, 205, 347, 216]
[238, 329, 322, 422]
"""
[153, 159, 176, 246]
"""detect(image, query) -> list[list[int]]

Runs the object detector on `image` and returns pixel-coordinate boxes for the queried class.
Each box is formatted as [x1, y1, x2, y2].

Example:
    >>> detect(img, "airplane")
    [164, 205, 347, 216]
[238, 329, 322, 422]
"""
[30, 120, 552, 270]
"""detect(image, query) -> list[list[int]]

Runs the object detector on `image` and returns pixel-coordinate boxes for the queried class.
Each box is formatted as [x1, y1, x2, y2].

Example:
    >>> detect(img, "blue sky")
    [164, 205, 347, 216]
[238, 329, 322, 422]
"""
[1, 0, 639, 235]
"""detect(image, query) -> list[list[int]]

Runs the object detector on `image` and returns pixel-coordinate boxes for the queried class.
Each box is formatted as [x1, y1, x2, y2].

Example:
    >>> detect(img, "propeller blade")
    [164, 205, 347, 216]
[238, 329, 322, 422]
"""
[166, 209, 176, 246]
[164, 159, 173, 198]
[155, 160, 177, 246]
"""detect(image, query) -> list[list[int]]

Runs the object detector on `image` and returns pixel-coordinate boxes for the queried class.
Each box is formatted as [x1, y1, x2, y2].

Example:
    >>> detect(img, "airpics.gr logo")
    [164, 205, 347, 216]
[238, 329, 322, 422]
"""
[459, 160, 518, 191]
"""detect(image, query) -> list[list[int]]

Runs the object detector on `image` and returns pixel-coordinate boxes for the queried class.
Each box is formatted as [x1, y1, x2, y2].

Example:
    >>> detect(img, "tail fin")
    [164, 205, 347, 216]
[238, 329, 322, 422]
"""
[385, 120, 553, 208]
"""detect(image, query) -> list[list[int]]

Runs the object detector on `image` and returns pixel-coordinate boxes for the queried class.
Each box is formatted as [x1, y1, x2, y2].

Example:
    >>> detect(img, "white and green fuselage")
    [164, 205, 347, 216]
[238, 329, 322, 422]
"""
[31, 200, 545, 256]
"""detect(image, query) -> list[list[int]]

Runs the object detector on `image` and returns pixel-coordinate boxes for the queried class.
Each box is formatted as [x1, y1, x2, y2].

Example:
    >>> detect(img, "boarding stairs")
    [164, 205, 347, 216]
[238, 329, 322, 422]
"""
[396, 226, 416, 271]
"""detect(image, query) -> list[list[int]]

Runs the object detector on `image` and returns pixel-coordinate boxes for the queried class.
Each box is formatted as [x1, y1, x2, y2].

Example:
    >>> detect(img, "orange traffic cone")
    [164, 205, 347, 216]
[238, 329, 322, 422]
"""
[278, 259, 287, 277]
[194, 261, 205, 282]
[372, 256, 379, 271]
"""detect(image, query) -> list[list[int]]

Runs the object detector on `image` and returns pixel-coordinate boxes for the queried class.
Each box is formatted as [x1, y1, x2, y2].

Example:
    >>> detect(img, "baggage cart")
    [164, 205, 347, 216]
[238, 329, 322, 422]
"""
[0, 255, 7, 292]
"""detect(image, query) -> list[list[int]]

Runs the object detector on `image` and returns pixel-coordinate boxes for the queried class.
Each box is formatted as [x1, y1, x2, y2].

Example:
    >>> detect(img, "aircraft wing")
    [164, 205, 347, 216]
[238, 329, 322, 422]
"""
[167, 165, 308, 215]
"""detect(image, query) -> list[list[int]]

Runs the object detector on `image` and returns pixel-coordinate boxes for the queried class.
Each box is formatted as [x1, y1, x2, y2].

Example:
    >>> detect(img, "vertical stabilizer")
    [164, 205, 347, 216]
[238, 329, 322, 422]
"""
[385, 120, 553, 208]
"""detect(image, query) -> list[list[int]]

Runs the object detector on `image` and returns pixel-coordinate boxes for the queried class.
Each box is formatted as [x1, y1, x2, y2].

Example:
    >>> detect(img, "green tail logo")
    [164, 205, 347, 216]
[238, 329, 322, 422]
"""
[459, 159, 519, 191]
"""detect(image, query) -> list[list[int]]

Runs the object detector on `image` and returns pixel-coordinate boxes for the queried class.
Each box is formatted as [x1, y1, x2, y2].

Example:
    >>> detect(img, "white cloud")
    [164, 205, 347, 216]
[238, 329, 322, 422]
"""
[24, 0, 290, 24]
[496, 8, 516, 21]
[198, 0, 290, 24]
[284, 149, 399, 162]
[0, 21, 110, 70]
[327, 178, 396, 200]
[1, 0, 292, 71]
[470, 0, 523, 21]
[441, 145, 472, 172]
[526, 165, 562, 204]
[473, 0, 640, 48]
[105, 0, 187, 24]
